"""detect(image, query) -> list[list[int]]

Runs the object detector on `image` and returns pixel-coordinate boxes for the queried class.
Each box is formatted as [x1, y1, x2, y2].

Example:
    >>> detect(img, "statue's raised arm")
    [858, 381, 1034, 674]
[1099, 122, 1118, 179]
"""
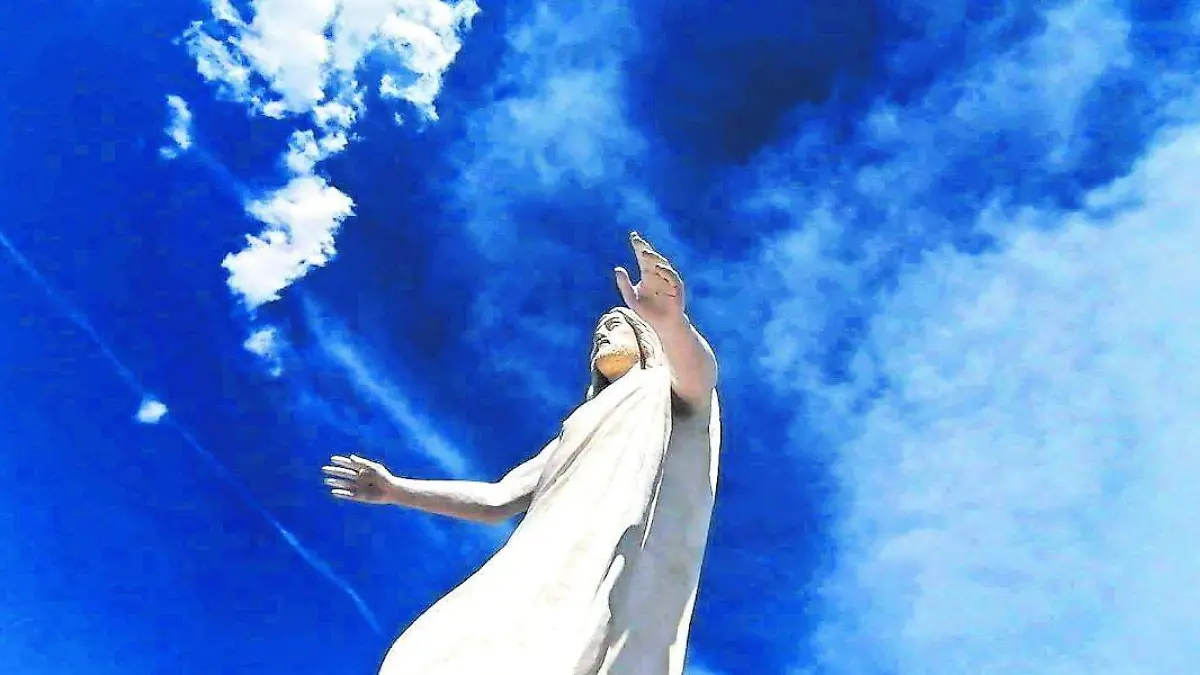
[328, 231, 723, 675]
[614, 231, 718, 412]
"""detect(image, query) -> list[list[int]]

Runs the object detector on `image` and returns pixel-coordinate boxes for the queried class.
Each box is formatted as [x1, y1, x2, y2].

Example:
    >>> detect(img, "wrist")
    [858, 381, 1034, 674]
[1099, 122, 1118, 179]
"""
[647, 311, 691, 335]
[384, 475, 410, 506]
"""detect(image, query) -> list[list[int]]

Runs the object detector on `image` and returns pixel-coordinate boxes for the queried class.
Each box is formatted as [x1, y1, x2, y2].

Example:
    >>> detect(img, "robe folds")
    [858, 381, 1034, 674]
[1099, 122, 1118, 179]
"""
[379, 365, 721, 674]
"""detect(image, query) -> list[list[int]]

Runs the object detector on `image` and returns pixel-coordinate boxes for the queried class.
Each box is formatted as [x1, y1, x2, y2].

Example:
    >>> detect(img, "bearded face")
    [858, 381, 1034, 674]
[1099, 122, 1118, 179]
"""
[591, 311, 641, 382]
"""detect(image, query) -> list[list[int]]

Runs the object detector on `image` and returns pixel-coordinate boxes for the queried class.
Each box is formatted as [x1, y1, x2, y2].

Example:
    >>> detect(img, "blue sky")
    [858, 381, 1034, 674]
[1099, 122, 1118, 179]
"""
[3, 0, 1200, 672]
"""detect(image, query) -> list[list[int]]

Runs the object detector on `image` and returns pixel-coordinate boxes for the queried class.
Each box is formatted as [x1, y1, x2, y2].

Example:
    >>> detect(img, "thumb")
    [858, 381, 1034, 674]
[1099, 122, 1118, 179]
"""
[614, 267, 637, 308]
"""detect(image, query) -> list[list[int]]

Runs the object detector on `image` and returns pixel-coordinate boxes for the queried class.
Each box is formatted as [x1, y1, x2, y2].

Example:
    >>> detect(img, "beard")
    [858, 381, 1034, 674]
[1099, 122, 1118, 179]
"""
[593, 344, 640, 381]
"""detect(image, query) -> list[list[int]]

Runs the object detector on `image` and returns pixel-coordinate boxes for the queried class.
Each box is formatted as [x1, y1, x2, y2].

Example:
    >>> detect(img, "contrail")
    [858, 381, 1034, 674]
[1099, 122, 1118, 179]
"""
[0, 231, 143, 392]
[0, 229, 381, 634]
[188, 146, 255, 204]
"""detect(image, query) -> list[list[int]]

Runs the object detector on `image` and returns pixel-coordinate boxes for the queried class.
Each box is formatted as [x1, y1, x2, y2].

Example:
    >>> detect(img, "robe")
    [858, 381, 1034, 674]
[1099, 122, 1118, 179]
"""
[378, 364, 721, 674]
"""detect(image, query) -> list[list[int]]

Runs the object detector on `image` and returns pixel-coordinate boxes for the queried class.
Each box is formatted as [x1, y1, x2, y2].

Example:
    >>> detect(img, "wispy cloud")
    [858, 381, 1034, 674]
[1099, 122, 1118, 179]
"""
[733, 0, 1145, 419]
[716, 1, 1200, 672]
[183, 0, 478, 311]
[807, 119, 1200, 675]
[447, 0, 675, 407]
[455, 1, 644, 227]
[302, 299, 475, 479]
[159, 95, 193, 159]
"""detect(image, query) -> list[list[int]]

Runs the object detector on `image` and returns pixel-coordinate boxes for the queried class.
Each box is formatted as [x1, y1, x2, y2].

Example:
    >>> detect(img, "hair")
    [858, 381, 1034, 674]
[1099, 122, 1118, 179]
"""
[584, 307, 662, 401]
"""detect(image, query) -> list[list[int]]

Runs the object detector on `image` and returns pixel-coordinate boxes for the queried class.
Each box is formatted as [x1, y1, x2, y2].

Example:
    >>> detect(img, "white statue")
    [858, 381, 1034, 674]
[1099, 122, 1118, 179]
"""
[322, 232, 721, 674]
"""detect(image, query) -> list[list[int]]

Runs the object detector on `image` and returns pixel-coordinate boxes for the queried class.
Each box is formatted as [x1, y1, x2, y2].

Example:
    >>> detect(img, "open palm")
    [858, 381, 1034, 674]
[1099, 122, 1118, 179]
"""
[614, 232, 686, 326]
[321, 454, 396, 505]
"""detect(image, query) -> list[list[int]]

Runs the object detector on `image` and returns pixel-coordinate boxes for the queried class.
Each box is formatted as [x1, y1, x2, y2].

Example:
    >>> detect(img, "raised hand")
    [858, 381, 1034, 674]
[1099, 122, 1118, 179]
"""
[614, 232, 686, 327]
[322, 454, 398, 505]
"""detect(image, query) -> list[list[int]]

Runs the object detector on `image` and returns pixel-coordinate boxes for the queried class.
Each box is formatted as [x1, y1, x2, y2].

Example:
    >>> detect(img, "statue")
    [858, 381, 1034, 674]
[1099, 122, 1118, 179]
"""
[322, 232, 721, 674]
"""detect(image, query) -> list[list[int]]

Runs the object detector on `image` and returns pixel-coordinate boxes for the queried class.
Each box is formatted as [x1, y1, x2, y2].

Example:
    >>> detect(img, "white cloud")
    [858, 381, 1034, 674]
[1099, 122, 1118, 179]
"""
[805, 120, 1200, 675]
[693, 2, 1200, 671]
[949, 1, 1131, 166]
[184, 0, 477, 314]
[135, 398, 169, 424]
[184, 0, 478, 121]
[219, 129, 357, 312]
[243, 326, 285, 376]
[743, 0, 1132, 231]
[448, 0, 673, 408]
[159, 95, 194, 159]
[222, 175, 354, 309]
[282, 128, 349, 178]
[730, 0, 1141, 412]
[456, 1, 644, 223]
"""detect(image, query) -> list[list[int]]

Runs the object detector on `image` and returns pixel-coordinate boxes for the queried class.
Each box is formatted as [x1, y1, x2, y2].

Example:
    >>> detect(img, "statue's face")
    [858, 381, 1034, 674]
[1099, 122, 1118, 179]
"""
[591, 312, 640, 381]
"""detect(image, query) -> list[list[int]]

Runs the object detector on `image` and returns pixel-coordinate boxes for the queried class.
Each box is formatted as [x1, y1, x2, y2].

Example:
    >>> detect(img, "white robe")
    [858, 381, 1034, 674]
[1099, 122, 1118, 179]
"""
[379, 365, 721, 674]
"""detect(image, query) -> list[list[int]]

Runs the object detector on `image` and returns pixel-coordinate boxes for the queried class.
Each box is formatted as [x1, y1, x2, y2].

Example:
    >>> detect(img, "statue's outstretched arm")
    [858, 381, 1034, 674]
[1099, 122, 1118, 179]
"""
[322, 439, 559, 524]
[385, 476, 514, 524]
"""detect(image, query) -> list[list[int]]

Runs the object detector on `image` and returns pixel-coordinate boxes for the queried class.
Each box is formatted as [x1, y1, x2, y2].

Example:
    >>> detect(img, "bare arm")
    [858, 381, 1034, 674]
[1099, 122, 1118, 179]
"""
[383, 477, 509, 524]
[651, 314, 717, 412]
[324, 440, 557, 525]
[386, 437, 555, 524]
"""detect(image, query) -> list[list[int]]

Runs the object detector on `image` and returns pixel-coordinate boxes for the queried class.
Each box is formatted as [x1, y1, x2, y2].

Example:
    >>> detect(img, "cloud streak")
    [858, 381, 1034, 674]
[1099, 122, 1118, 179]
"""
[302, 298, 475, 479]
[0, 229, 379, 634]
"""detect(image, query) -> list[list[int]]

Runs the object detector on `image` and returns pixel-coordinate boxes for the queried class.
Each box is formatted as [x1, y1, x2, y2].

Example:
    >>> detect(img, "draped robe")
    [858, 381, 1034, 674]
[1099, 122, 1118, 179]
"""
[379, 329, 721, 674]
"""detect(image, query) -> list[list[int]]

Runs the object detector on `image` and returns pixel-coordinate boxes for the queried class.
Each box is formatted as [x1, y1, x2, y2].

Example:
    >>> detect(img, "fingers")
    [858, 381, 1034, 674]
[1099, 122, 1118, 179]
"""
[326, 456, 361, 501]
[331, 454, 384, 474]
[630, 230, 655, 253]
[327, 477, 358, 501]
[654, 262, 681, 284]
[325, 455, 391, 503]
[640, 247, 670, 269]
[630, 232, 670, 274]
[653, 263, 680, 297]
[322, 465, 356, 479]
[330, 455, 356, 470]
[324, 469, 358, 501]
[350, 454, 383, 472]
[614, 266, 637, 308]
[629, 232, 682, 298]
